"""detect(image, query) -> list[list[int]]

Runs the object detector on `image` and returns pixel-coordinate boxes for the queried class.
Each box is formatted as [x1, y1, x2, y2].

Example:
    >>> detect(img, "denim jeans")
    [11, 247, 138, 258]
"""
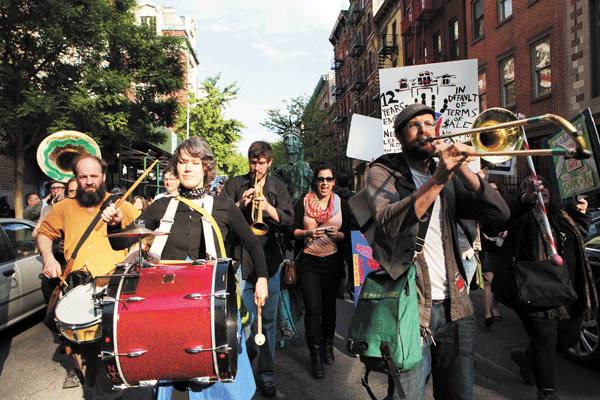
[237, 266, 281, 382]
[386, 302, 477, 400]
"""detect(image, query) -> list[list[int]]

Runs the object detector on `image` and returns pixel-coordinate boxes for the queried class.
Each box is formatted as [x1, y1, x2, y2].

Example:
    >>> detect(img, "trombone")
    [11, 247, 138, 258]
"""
[420, 108, 591, 163]
[250, 174, 269, 236]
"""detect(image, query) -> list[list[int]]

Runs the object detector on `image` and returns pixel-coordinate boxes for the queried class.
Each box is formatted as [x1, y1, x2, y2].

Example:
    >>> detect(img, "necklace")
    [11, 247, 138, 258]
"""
[179, 186, 206, 199]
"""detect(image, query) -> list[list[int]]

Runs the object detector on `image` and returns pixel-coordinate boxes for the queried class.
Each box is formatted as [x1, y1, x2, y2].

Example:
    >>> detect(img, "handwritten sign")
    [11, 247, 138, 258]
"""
[544, 108, 600, 202]
[379, 60, 479, 153]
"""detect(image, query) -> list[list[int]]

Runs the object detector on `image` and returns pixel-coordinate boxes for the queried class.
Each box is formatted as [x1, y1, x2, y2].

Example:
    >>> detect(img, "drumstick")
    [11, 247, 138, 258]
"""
[58, 274, 69, 288]
[93, 159, 160, 232]
[255, 303, 265, 346]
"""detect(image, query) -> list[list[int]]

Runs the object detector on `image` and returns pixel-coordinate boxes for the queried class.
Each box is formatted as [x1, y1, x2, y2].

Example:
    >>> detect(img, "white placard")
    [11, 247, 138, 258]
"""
[346, 114, 386, 162]
[379, 60, 480, 154]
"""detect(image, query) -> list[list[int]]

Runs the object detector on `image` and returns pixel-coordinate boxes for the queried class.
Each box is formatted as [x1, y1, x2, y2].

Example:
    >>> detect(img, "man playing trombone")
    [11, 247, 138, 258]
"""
[220, 141, 294, 398]
[351, 104, 510, 400]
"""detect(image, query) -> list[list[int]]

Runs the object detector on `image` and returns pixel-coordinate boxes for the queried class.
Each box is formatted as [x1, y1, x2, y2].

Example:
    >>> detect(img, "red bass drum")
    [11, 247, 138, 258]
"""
[100, 258, 238, 388]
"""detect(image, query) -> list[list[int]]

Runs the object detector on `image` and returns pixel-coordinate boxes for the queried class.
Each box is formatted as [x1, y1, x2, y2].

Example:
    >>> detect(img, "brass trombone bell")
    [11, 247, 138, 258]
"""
[420, 108, 591, 162]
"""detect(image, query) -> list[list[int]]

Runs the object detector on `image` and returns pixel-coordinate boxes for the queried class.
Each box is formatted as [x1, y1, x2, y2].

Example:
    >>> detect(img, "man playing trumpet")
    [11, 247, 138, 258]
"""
[220, 141, 294, 398]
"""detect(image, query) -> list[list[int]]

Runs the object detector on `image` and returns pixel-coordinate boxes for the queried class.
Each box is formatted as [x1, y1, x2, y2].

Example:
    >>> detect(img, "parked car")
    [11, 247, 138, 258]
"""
[0, 218, 45, 332]
[565, 215, 600, 364]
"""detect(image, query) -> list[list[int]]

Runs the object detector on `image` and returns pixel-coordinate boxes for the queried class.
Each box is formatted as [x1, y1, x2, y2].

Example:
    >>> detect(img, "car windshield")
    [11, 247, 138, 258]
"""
[585, 218, 600, 250]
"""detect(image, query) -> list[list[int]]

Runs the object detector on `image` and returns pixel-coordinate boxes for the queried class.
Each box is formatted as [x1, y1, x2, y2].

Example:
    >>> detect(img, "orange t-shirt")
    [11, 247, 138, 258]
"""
[38, 194, 140, 277]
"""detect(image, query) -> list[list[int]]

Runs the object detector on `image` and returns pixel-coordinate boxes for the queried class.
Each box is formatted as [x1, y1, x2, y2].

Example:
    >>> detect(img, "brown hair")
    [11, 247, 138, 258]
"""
[168, 137, 216, 184]
[248, 141, 273, 161]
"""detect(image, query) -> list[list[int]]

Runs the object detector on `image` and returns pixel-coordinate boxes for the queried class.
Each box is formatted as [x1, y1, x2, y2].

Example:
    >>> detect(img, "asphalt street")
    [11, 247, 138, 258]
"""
[1, 291, 599, 400]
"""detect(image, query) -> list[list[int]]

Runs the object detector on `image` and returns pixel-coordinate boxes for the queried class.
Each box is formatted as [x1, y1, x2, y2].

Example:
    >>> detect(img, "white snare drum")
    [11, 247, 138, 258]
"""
[55, 283, 102, 343]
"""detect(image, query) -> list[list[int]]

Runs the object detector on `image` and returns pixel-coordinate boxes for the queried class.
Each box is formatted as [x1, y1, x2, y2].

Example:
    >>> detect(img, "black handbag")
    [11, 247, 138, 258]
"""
[492, 220, 577, 312]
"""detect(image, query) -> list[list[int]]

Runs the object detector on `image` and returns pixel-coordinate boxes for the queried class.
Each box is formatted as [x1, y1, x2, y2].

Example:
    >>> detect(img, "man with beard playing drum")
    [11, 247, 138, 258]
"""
[101, 137, 268, 400]
[37, 154, 140, 399]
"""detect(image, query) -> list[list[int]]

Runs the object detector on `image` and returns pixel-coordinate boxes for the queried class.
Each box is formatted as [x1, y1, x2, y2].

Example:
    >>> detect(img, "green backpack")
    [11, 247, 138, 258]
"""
[346, 265, 422, 399]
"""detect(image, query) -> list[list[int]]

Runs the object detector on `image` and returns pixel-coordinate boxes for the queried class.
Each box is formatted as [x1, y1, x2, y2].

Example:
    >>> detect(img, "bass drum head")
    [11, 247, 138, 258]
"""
[213, 258, 239, 380]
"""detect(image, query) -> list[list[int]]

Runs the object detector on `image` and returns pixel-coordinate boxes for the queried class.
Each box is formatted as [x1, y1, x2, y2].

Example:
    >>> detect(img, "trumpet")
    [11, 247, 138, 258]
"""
[419, 108, 591, 163]
[250, 174, 269, 236]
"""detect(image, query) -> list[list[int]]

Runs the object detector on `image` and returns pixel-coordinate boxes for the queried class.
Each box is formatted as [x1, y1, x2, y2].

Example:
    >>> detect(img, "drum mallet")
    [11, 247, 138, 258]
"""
[255, 303, 265, 346]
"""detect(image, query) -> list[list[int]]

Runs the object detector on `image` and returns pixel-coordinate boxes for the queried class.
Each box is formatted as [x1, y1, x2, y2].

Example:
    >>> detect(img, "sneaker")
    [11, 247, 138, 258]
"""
[257, 379, 277, 398]
[510, 348, 535, 386]
[62, 369, 81, 389]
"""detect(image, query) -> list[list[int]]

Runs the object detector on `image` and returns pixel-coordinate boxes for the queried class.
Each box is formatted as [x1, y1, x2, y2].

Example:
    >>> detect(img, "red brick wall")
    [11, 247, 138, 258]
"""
[466, 0, 567, 140]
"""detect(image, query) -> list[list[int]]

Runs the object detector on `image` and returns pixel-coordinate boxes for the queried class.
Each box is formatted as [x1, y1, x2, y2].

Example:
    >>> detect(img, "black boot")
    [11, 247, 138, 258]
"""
[537, 388, 558, 400]
[306, 335, 324, 379]
[323, 339, 335, 364]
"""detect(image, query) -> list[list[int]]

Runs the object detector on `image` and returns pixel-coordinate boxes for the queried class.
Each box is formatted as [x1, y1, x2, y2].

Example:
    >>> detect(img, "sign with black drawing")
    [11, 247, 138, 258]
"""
[378, 60, 479, 154]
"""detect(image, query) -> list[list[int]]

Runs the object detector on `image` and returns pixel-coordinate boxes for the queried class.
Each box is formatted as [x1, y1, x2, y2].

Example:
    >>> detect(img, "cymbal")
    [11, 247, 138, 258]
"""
[105, 228, 172, 238]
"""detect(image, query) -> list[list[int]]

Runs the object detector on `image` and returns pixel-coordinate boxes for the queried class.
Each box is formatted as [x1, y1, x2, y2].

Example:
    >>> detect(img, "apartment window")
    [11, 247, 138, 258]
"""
[498, 0, 512, 23]
[423, 45, 428, 63]
[531, 37, 551, 98]
[434, 32, 442, 58]
[472, 0, 484, 40]
[478, 71, 487, 111]
[500, 57, 516, 107]
[140, 16, 157, 31]
[392, 21, 397, 48]
[450, 20, 459, 60]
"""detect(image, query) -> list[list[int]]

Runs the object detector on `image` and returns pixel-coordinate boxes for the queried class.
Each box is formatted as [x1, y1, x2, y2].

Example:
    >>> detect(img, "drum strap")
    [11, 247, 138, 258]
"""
[177, 195, 226, 259]
[149, 197, 180, 257]
[150, 196, 226, 260]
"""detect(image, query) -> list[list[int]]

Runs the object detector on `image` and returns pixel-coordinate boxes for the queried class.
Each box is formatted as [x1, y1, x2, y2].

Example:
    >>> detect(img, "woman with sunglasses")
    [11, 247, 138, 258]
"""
[292, 163, 352, 379]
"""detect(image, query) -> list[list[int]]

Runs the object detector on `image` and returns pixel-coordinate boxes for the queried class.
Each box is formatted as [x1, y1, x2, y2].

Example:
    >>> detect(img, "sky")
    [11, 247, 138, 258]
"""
[142, 0, 350, 156]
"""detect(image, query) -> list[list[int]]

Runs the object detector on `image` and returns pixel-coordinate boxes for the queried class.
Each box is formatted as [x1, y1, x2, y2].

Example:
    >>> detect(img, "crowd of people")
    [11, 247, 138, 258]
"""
[26, 103, 597, 400]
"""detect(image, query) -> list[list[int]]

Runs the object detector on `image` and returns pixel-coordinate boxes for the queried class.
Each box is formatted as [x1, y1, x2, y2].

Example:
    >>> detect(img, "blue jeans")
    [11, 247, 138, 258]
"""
[386, 302, 477, 400]
[237, 266, 281, 382]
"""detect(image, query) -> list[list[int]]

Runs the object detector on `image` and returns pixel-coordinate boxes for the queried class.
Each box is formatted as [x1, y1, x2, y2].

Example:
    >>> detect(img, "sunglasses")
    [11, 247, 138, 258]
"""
[316, 177, 335, 183]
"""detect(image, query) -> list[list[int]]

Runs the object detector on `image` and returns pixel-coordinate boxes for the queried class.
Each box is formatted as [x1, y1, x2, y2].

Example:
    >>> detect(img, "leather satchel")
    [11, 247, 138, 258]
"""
[509, 259, 577, 312]
[283, 259, 298, 285]
[492, 220, 577, 312]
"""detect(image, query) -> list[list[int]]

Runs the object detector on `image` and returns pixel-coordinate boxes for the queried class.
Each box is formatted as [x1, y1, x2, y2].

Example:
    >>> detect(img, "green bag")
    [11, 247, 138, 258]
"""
[347, 265, 422, 399]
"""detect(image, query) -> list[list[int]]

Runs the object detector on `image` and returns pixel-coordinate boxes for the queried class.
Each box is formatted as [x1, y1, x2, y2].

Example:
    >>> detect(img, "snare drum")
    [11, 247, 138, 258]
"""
[55, 283, 102, 343]
[100, 258, 238, 388]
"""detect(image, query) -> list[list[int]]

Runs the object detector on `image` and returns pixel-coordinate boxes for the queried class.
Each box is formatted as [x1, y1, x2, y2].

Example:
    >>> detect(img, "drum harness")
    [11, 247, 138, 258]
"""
[149, 196, 250, 325]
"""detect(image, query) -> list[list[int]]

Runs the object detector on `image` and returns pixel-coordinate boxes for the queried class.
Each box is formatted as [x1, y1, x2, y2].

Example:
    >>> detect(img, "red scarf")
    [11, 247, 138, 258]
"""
[305, 192, 335, 223]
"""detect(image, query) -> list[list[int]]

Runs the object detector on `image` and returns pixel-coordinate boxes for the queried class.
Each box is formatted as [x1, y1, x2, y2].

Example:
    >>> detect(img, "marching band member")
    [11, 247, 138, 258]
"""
[37, 154, 139, 398]
[102, 136, 268, 400]
[351, 104, 509, 400]
[220, 141, 294, 398]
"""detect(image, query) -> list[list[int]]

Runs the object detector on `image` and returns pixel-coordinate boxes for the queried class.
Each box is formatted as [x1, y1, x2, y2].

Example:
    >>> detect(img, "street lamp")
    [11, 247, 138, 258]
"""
[186, 96, 235, 139]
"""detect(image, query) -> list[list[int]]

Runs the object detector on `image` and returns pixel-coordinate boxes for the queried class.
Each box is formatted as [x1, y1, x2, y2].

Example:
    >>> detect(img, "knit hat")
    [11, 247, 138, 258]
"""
[393, 104, 436, 132]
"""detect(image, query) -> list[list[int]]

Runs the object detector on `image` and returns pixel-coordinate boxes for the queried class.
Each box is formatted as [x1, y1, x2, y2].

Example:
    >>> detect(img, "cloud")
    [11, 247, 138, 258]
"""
[250, 42, 311, 63]
[165, 0, 350, 35]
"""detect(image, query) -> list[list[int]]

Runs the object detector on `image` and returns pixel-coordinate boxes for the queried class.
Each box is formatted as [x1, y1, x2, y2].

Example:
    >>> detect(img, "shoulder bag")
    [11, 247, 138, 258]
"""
[492, 218, 577, 312]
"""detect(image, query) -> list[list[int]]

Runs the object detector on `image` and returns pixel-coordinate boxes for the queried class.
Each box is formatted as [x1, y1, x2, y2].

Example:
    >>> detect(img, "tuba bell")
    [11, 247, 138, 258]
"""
[37, 130, 102, 182]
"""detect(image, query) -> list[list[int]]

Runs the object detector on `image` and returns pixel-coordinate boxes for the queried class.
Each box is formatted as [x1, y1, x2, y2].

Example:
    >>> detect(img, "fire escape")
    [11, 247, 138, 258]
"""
[347, 1, 366, 113]
[331, 56, 345, 138]
[400, 0, 442, 63]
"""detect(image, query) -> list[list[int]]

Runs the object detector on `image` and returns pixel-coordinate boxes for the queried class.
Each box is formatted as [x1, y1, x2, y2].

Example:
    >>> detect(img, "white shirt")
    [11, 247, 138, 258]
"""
[410, 168, 449, 300]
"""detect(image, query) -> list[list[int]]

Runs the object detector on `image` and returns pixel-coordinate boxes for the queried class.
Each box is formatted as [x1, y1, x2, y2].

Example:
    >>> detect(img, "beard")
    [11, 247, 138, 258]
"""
[76, 182, 107, 207]
[402, 141, 434, 161]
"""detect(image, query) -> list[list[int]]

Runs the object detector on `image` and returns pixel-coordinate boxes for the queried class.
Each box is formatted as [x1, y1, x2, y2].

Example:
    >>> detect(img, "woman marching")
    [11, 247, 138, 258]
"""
[494, 176, 598, 400]
[292, 163, 352, 379]
[101, 136, 268, 400]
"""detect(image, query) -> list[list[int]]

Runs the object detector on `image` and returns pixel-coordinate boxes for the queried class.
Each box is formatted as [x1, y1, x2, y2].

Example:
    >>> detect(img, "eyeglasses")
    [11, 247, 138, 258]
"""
[316, 177, 335, 183]
[50, 186, 65, 191]
[406, 120, 436, 132]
